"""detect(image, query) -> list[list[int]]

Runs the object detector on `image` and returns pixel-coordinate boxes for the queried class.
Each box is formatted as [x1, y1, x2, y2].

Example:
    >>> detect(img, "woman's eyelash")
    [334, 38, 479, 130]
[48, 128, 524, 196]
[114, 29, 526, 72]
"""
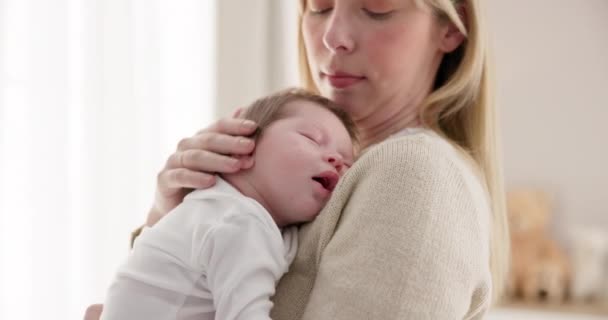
[309, 7, 332, 15]
[308, 7, 393, 20]
[363, 9, 394, 20]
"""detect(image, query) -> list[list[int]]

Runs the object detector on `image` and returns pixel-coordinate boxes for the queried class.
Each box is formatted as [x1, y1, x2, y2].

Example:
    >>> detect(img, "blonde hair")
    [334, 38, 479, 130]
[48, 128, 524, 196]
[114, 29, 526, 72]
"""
[296, 0, 509, 303]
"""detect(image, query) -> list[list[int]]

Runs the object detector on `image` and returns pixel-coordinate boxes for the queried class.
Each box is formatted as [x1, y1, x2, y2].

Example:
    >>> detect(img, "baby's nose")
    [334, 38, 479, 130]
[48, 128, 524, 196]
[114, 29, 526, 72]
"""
[325, 153, 344, 171]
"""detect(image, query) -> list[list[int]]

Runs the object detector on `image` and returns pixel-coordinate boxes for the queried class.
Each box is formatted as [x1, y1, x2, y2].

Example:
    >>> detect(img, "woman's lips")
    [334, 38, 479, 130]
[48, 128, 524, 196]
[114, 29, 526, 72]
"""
[323, 72, 365, 89]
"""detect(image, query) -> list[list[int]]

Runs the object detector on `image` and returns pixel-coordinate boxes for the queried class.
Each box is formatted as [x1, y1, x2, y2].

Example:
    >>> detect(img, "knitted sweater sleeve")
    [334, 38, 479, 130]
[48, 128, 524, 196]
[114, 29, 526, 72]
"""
[300, 136, 492, 320]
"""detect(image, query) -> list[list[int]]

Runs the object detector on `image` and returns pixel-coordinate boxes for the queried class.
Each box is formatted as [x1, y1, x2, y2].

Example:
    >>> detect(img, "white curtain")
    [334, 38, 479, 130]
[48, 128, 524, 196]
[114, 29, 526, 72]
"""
[0, 0, 215, 319]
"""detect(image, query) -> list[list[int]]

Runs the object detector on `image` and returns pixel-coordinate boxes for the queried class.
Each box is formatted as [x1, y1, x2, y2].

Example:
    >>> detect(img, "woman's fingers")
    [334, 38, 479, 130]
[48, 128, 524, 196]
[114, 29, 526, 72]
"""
[197, 118, 257, 136]
[177, 132, 255, 155]
[157, 169, 216, 191]
[231, 107, 244, 118]
[165, 149, 247, 173]
[148, 116, 257, 219]
[240, 156, 254, 169]
[234, 154, 254, 169]
[83, 304, 103, 320]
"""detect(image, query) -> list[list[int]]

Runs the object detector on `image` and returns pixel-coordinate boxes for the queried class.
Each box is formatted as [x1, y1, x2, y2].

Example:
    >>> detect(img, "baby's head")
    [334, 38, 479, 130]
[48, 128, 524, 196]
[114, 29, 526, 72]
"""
[225, 88, 357, 227]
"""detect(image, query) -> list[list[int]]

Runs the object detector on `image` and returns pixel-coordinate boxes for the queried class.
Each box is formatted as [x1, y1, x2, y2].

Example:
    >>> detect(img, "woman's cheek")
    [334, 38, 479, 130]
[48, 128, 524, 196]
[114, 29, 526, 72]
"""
[366, 27, 408, 66]
[303, 18, 325, 59]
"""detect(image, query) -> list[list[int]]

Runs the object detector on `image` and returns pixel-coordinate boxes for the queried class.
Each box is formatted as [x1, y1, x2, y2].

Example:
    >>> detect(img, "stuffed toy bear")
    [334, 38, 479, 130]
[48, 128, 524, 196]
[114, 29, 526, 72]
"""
[506, 189, 571, 304]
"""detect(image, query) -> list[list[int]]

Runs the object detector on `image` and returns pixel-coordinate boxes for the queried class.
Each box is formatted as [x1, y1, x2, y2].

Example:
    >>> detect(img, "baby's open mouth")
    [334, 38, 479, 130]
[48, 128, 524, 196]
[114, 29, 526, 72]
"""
[312, 172, 339, 192]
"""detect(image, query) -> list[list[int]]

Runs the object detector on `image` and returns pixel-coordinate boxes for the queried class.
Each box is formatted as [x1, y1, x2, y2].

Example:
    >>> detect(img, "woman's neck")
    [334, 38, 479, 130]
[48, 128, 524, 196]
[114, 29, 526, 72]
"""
[355, 103, 423, 150]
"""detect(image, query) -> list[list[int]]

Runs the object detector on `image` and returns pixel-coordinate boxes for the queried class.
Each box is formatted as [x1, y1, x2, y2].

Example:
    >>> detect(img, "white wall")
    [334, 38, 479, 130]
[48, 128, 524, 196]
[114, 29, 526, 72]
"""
[488, 0, 608, 229]
[215, 0, 298, 118]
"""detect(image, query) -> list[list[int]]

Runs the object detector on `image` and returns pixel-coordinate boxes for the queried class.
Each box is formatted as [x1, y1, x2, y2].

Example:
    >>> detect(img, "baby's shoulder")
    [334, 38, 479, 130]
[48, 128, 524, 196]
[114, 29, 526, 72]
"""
[185, 190, 271, 227]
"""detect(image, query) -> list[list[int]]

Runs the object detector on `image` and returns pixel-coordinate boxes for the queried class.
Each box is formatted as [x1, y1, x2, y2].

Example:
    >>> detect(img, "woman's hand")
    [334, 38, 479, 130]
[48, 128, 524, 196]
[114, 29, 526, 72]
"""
[83, 304, 103, 320]
[147, 116, 257, 226]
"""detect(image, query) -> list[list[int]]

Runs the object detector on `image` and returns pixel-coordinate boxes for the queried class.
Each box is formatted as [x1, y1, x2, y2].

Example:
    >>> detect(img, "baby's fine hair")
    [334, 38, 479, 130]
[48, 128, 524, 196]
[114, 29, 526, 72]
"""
[240, 88, 358, 144]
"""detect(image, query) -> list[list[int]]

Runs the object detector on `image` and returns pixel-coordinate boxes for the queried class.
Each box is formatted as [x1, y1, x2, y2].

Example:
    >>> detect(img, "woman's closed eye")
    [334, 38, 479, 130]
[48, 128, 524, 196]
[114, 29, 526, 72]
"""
[309, 7, 332, 15]
[362, 8, 395, 20]
[308, 0, 332, 15]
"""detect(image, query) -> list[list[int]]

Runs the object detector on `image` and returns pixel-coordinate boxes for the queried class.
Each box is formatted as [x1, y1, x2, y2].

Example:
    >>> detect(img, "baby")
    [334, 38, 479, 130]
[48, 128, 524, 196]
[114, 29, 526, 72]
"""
[101, 88, 357, 320]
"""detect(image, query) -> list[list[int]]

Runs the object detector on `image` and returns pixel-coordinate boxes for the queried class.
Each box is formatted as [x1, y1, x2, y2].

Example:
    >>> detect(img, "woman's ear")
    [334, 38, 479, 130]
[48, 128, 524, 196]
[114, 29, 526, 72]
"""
[438, 5, 467, 53]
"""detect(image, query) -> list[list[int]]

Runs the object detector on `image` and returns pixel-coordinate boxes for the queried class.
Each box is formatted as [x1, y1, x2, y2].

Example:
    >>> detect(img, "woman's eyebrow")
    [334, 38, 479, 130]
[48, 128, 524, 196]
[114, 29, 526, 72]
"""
[366, 0, 397, 10]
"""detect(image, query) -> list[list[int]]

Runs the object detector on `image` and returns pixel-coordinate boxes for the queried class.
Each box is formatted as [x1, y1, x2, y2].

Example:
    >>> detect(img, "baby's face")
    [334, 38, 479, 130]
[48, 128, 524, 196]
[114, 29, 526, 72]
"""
[249, 100, 354, 227]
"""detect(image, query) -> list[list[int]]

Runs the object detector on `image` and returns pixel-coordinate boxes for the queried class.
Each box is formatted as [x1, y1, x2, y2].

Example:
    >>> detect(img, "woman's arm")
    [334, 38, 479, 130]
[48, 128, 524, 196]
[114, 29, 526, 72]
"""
[300, 136, 492, 320]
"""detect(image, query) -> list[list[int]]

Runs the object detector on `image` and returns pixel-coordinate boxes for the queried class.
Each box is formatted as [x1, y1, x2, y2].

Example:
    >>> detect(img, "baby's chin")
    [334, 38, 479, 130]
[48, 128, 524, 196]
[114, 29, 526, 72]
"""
[287, 204, 325, 225]
[302, 203, 326, 222]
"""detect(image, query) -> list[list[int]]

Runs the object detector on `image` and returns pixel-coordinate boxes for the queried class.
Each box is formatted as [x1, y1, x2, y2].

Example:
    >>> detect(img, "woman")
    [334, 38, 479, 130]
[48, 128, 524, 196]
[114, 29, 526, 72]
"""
[86, 0, 509, 319]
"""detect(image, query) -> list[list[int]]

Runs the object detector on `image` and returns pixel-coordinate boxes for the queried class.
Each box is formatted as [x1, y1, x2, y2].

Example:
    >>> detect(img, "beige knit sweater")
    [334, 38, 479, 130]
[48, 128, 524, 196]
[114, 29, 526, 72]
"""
[270, 129, 493, 320]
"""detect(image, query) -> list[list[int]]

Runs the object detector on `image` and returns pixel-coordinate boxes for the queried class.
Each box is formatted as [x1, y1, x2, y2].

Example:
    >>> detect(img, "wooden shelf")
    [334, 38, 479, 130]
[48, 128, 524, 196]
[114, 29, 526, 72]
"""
[500, 300, 608, 316]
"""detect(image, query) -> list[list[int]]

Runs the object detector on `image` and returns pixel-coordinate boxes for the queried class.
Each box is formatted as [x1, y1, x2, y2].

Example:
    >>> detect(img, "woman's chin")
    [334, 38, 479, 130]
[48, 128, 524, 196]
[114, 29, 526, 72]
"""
[322, 91, 359, 113]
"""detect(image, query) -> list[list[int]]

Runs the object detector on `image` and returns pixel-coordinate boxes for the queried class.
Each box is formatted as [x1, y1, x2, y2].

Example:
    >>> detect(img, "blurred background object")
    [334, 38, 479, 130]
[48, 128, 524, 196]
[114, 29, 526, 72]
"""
[505, 189, 571, 304]
[0, 0, 606, 319]
[566, 226, 608, 304]
[486, 0, 608, 317]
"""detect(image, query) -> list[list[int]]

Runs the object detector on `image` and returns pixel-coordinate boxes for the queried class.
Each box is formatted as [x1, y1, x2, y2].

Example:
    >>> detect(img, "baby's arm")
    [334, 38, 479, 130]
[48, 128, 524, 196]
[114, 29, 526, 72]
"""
[199, 212, 288, 320]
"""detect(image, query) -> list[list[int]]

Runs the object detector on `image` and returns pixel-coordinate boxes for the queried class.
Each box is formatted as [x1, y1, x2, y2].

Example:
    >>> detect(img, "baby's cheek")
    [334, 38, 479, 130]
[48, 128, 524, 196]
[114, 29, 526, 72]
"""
[270, 148, 307, 180]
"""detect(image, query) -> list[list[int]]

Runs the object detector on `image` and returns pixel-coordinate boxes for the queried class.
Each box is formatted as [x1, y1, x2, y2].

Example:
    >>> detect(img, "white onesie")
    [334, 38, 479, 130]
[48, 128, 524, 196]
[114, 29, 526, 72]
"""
[101, 178, 298, 320]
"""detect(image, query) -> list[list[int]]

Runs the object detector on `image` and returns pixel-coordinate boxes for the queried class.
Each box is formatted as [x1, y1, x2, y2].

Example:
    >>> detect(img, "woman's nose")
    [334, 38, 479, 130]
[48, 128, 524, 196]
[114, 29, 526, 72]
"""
[322, 13, 355, 54]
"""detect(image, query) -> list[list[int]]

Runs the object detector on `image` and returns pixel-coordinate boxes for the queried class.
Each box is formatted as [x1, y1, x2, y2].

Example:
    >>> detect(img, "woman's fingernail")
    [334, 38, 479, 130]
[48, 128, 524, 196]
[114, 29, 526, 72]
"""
[239, 138, 253, 146]
[229, 158, 240, 167]
[242, 120, 257, 129]
[241, 157, 254, 168]
[202, 175, 216, 186]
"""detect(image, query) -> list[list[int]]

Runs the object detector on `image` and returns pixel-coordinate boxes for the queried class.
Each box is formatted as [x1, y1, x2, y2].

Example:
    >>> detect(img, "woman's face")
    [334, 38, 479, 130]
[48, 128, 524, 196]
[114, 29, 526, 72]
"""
[302, 0, 449, 122]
